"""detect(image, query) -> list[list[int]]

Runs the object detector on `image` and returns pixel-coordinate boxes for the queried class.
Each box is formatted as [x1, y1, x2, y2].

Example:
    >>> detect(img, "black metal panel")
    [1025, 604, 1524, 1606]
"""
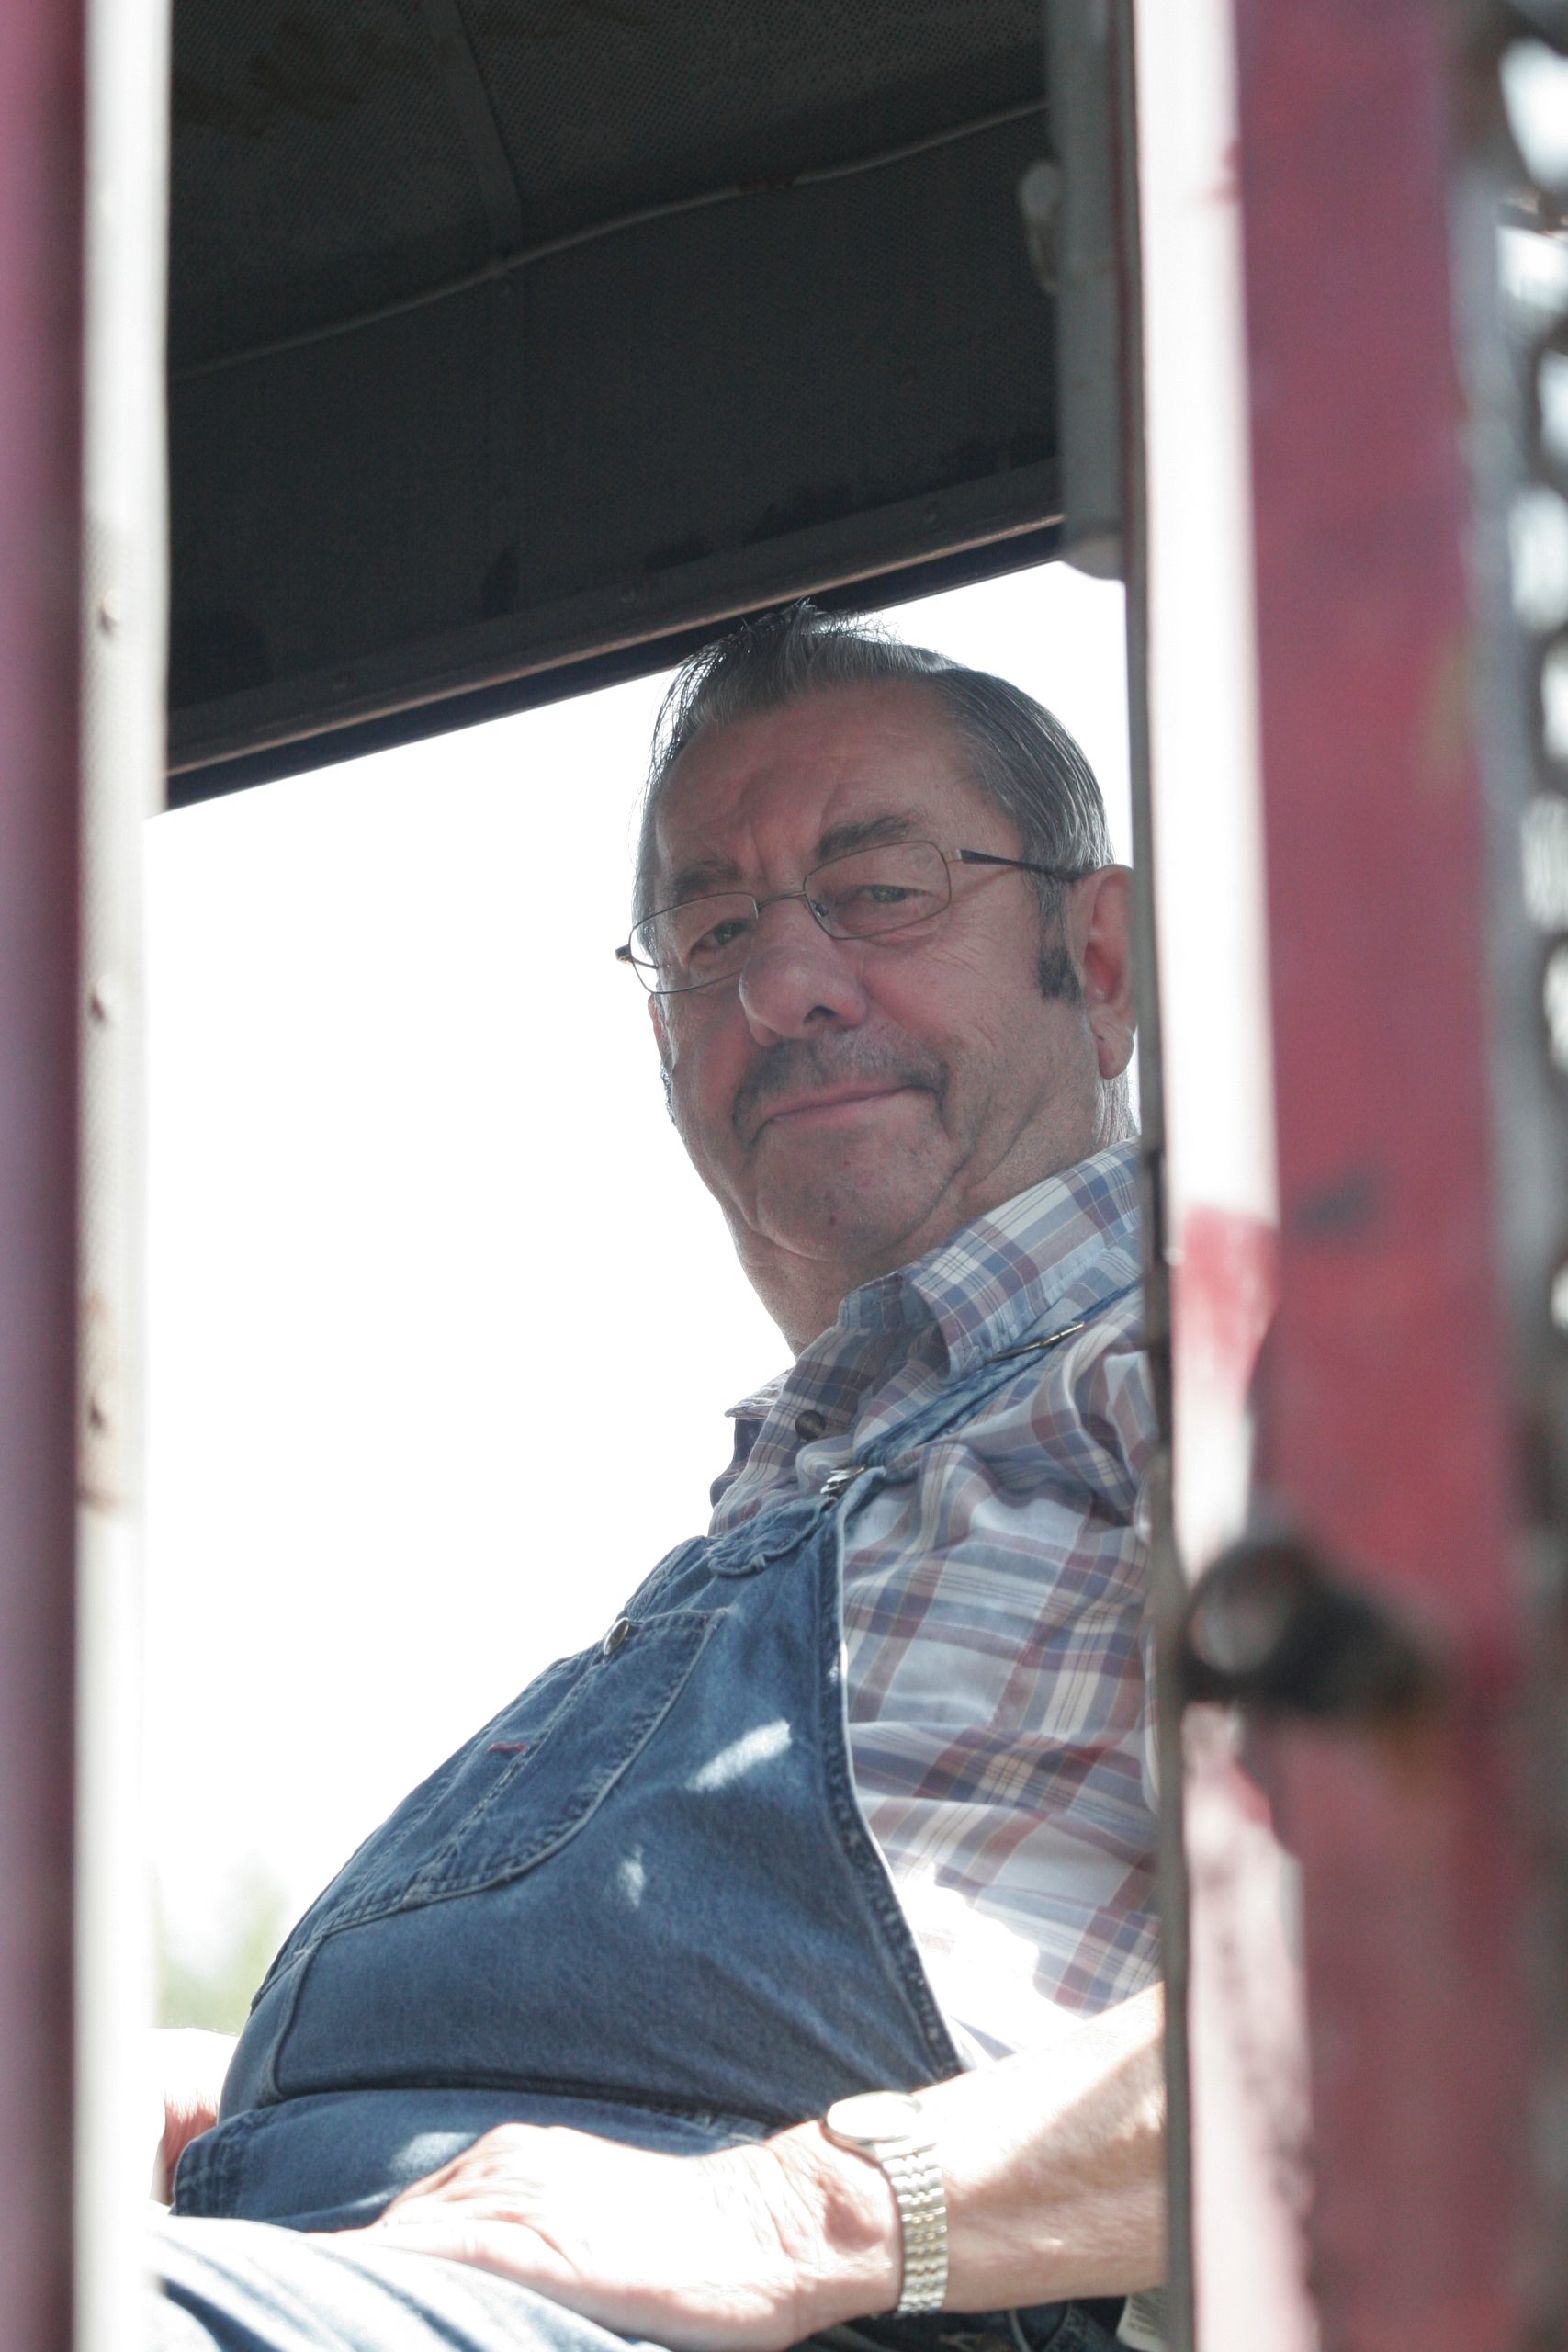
[167, 520, 1060, 807]
[167, 1, 1056, 793]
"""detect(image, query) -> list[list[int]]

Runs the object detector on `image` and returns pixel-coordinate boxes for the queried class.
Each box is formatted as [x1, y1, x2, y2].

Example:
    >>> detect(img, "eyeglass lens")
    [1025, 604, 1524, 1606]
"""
[629, 840, 954, 993]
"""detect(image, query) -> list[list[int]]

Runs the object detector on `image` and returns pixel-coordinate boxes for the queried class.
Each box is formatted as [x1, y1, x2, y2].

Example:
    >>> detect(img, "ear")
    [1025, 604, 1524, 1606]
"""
[1074, 865, 1136, 1080]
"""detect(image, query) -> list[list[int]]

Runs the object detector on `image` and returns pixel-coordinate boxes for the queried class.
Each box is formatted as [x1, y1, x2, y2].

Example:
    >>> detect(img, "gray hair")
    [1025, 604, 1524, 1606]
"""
[633, 603, 1114, 1005]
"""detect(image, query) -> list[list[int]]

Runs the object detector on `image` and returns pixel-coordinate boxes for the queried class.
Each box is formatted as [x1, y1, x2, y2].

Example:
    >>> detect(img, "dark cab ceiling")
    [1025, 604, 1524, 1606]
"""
[167, 2, 1057, 800]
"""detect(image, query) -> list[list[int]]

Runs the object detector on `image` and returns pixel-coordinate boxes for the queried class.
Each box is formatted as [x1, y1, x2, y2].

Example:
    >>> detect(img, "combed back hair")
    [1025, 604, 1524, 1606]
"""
[634, 603, 1113, 1003]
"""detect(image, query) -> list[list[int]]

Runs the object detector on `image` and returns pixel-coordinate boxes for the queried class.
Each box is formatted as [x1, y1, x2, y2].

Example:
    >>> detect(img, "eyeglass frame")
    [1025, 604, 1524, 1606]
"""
[614, 842, 1089, 996]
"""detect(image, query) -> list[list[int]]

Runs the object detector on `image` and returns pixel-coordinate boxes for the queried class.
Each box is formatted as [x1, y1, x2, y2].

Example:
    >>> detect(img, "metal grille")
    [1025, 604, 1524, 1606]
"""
[1449, 2, 1568, 2326]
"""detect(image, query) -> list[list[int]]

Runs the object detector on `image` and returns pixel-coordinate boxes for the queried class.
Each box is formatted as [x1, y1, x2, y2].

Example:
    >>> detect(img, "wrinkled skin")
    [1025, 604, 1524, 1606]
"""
[645, 682, 1135, 1347]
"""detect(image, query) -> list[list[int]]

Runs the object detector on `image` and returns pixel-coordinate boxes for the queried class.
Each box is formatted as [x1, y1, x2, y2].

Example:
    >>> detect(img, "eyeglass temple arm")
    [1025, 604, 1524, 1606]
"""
[954, 850, 1087, 881]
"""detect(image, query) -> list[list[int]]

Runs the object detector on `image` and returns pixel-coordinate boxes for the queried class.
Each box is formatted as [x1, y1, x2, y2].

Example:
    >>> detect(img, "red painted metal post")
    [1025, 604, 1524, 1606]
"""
[0, 0, 86, 2346]
[1234, 2, 1529, 2344]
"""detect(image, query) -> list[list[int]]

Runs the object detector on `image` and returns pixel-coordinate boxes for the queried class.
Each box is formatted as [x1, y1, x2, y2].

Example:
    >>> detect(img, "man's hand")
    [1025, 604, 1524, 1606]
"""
[333, 2120, 900, 2352]
[149, 2028, 237, 2203]
[328, 1987, 1167, 2344]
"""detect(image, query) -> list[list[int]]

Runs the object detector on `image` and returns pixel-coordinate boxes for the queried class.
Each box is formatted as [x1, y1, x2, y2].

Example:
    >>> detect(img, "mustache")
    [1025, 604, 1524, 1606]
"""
[732, 1035, 947, 1142]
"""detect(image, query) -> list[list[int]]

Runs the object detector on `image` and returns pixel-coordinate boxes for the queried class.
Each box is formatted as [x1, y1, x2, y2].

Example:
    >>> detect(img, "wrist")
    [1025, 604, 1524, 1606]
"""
[759, 2121, 904, 2334]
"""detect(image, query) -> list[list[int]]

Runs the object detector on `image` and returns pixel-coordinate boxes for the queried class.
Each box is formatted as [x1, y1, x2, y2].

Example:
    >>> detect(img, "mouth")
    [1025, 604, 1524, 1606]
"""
[755, 1082, 915, 1133]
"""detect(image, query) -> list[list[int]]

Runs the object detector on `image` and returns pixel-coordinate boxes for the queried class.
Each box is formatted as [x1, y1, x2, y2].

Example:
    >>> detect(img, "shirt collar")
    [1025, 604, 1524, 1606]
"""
[837, 1139, 1143, 1372]
[725, 1139, 1143, 1418]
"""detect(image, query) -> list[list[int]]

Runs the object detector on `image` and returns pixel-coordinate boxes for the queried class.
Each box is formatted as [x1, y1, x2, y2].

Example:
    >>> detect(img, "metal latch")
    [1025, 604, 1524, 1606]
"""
[1179, 1534, 1443, 1723]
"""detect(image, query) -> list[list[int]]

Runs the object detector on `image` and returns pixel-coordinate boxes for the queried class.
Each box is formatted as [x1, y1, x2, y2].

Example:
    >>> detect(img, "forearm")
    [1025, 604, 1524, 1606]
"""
[768, 1984, 1167, 2327]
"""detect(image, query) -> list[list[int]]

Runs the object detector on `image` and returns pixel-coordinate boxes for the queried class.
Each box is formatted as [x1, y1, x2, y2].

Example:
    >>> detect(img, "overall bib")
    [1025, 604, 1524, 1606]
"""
[174, 1303, 1138, 2351]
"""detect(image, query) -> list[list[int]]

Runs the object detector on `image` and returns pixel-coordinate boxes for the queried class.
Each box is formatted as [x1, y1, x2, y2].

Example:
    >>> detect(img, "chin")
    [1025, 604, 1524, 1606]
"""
[759, 1173, 942, 1269]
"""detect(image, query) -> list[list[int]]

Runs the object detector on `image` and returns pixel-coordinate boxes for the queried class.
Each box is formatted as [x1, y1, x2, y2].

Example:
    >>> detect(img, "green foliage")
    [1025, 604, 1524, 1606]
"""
[157, 1858, 290, 2036]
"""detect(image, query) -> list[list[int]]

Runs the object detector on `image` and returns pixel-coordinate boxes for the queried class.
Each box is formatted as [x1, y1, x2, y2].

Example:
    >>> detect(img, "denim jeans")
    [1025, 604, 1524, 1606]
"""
[151, 2215, 1128, 2352]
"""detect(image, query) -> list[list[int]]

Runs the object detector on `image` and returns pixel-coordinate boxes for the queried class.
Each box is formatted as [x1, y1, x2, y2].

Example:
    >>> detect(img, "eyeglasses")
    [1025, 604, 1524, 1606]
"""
[615, 839, 1083, 996]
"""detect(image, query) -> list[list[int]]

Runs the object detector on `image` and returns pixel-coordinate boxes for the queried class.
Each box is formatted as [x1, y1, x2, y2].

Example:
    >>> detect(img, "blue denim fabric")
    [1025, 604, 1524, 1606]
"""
[151, 2216, 1125, 2352]
[161, 1295, 1137, 2349]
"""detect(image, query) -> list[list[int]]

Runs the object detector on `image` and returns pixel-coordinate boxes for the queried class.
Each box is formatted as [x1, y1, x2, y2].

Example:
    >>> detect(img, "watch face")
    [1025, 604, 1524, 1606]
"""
[825, 2090, 924, 2144]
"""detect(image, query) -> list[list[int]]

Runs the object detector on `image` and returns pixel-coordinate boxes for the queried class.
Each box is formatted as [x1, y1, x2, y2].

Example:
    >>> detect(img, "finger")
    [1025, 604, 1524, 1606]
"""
[361, 2213, 566, 2288]
[381, 2171, 548, 2221]
[379, 2155, 492, 2211]
[379, 2128, 553, 2213]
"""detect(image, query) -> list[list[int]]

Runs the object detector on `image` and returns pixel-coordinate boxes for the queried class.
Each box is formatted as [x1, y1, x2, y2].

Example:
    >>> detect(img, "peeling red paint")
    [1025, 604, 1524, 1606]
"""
[1231, 0, 1529, 2340]
[1173, 1204, 1278, 1418]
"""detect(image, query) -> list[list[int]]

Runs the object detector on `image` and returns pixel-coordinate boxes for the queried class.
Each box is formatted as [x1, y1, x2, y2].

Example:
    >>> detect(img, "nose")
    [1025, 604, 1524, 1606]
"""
[735, 896, 869, 1043]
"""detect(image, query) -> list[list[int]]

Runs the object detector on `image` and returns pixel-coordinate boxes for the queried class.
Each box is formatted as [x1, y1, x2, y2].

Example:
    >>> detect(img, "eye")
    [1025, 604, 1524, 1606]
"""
[843, 881, 921, 908]
[806, 842, 951, 936]
[814, 874, 945, 935]
[684, 910, 755, 967]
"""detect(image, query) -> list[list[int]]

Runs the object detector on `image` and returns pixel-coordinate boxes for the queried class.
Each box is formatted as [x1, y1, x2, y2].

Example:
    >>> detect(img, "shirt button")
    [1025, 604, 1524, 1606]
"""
[794, 1408, 828, 1442]
[602, 1617, 633, 1658]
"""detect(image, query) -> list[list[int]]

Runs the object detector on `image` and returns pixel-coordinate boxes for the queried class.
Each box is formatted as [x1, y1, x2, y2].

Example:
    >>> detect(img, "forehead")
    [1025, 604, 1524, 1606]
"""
[650, 681, 1008, 895]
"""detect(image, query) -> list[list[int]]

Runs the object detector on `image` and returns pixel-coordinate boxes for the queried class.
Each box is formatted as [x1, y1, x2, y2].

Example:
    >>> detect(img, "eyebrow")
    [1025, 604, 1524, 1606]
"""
[660, 809, 922, 910]
[662, 853, 745, 907]
[814, 809, 920, 862]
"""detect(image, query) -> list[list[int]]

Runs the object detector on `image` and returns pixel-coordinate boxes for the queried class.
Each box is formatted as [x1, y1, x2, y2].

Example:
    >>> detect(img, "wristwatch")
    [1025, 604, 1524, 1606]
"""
[820, 2089, 948, 2315]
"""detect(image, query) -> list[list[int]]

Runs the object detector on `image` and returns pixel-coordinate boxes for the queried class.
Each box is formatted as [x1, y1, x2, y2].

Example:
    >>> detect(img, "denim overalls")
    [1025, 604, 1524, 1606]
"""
[175, 1297, 1138, 2351]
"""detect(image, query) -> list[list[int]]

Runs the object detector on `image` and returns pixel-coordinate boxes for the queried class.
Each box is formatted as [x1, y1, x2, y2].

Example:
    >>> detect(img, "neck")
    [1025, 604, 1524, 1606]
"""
[738, 1241, 886, 1355]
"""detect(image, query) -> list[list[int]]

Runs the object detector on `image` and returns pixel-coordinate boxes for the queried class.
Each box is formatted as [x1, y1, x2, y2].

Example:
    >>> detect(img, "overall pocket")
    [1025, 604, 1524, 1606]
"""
[253, 1606, 723, 2102]
[401, 1605, 717, 1901]
[260, 1607, 717, 1985]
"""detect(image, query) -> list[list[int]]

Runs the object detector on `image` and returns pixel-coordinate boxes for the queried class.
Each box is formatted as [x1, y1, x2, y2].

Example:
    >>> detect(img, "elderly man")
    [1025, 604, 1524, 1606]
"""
[152, 605, 1166, 2352]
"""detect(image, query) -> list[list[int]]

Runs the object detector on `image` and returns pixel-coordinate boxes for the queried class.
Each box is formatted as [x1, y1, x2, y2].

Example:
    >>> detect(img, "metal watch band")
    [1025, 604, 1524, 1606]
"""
[880, 2135, 948, 2314]
[819, 2092, 949, 2317]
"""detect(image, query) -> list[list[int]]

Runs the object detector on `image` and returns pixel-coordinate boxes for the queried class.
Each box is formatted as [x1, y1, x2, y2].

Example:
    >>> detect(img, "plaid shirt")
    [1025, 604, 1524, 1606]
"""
[712, 1142, 1157, 2055]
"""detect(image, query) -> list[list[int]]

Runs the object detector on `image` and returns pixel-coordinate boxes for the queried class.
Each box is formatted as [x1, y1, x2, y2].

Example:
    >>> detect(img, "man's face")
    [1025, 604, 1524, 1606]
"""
[647, 682, 1129, 1320]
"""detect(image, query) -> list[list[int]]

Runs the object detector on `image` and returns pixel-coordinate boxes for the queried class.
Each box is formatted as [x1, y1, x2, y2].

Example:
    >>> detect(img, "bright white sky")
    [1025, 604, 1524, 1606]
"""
[144, 563, 1129, 1973]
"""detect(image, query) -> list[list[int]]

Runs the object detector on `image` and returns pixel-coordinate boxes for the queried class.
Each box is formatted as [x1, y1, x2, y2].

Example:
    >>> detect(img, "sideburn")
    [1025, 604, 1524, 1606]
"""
[1036, 939, 1084, 1007]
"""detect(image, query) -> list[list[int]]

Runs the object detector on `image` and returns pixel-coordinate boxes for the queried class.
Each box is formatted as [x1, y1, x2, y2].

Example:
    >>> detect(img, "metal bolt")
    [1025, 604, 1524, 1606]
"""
[1179, 1534, 1442, 1722]
[1551, 1255, 1568, 1336]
